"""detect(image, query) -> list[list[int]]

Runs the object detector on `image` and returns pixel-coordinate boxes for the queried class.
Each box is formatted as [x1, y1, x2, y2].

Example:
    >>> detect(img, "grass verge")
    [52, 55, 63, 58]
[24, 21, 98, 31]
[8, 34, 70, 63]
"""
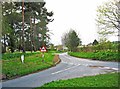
[38, 72, 119, 87]
[2, 51, 60, 80]
[68, 52, 119, 61]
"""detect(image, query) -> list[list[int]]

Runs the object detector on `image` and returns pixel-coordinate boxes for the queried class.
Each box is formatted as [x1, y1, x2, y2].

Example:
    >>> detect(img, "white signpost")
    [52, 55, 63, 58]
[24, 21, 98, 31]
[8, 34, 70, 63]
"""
[21, 55, 24, 63]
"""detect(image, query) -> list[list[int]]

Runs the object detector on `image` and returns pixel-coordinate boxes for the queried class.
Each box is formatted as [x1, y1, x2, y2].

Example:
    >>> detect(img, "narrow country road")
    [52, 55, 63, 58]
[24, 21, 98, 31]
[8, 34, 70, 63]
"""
[2, 53, 119, 88]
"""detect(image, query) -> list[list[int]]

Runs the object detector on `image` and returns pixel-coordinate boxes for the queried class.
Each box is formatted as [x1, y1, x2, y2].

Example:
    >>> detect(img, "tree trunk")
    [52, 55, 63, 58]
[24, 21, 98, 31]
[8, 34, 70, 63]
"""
[30, 16, 33, 53]
[33, 15, 36, 51]
[22, 0, 25, 53]
[3, 35, 6, 53]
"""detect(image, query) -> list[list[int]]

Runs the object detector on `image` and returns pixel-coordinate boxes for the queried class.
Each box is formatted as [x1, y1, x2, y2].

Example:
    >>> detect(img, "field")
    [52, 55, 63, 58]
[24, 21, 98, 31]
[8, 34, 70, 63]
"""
[68, 51, 119, 61]
[39, 72, 119, 87]
[2, 51, 60, 80]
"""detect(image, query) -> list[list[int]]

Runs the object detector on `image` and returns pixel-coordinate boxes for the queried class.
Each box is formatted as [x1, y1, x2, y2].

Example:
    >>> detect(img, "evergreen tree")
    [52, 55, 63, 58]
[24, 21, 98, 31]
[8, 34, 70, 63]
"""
[62, 29, 81, 52]
[93, 39, 98, 45]
[1, 1, 54, 53]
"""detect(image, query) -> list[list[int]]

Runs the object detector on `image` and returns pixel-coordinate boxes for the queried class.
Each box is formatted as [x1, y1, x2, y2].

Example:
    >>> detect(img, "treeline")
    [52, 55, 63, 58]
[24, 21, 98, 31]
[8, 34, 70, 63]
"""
[78, 40, 119, 52]
[2, 1, 53, 53]
[69, 40, 120, 61]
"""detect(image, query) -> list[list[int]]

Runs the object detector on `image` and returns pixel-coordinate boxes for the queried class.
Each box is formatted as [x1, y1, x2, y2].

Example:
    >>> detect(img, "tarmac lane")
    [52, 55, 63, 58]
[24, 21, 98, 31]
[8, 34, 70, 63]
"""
[2, 53, 119, 88]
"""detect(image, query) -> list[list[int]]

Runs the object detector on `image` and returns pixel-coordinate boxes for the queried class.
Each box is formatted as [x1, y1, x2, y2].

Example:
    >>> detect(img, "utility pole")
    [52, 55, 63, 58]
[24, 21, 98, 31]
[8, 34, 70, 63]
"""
[22, 0, 25, 53]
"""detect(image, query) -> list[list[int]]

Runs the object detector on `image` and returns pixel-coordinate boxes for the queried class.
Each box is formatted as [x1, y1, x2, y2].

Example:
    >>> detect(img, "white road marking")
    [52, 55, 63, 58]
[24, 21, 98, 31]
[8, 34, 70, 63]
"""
[62, 62, 69, 64]
[62, 62, 78, 65]
[62, 61, 119, 71]
[103, 67, 111, 69]
[51, 64, 81, 75]
[99, 66, 118, 71]
[62, 55, 119, 72]
[111, 68, 118, 71]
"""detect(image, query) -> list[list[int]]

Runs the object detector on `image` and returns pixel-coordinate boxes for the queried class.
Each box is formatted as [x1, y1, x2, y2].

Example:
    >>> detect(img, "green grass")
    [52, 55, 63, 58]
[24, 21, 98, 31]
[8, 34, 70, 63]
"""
[2, 52, 38, 60]
[49, 50, 65, 53]
[39, 73, 119, 87]
[68, 51, 119, 61]
[2, 52, 55, 79]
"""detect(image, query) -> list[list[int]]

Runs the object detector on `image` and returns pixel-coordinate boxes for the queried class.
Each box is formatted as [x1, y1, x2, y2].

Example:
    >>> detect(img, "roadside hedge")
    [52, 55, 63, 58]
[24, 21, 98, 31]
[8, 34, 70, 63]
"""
[68, 51, 119, 61]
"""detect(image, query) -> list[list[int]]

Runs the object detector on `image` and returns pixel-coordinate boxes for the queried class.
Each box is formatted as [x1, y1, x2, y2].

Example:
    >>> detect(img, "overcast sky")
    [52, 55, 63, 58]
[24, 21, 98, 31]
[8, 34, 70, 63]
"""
[45, 0, 117, 45]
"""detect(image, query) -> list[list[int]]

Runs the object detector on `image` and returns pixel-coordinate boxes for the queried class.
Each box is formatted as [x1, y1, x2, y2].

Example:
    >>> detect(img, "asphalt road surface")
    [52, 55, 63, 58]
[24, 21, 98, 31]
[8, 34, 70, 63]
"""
[2, 53, 119, 88]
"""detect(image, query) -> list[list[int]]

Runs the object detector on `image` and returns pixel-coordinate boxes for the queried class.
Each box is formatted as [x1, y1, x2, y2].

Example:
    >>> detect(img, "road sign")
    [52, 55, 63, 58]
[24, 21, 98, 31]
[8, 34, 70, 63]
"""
[40, 46, 47, 52]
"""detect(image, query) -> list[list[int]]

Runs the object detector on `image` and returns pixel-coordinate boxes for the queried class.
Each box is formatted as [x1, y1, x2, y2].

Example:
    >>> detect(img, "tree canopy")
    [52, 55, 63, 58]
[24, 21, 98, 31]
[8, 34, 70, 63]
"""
[1, 1, 54, 53]
[62, 29, 81, 52]
[96, 0, 120, 41]
[93, 39, 98, 45]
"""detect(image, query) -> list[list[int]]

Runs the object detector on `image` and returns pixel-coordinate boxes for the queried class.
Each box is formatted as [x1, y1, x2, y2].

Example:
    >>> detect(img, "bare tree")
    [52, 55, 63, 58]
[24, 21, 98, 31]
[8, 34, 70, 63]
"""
[96, 0, 120, 40]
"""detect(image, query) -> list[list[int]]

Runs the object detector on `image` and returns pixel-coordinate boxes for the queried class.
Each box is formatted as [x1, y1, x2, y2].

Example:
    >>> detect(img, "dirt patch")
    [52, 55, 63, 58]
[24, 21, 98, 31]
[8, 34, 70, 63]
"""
[53, 55, 61, 65]
[0, 74, 7, 80]
[88, 65, 104, 68]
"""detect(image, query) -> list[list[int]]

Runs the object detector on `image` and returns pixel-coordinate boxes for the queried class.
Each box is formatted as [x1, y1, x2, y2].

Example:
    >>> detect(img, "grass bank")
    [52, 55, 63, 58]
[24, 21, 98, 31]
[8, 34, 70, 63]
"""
[2, 51, 60, 80]
[68, 51, 119, 61]
[38, 72, 119, 87]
